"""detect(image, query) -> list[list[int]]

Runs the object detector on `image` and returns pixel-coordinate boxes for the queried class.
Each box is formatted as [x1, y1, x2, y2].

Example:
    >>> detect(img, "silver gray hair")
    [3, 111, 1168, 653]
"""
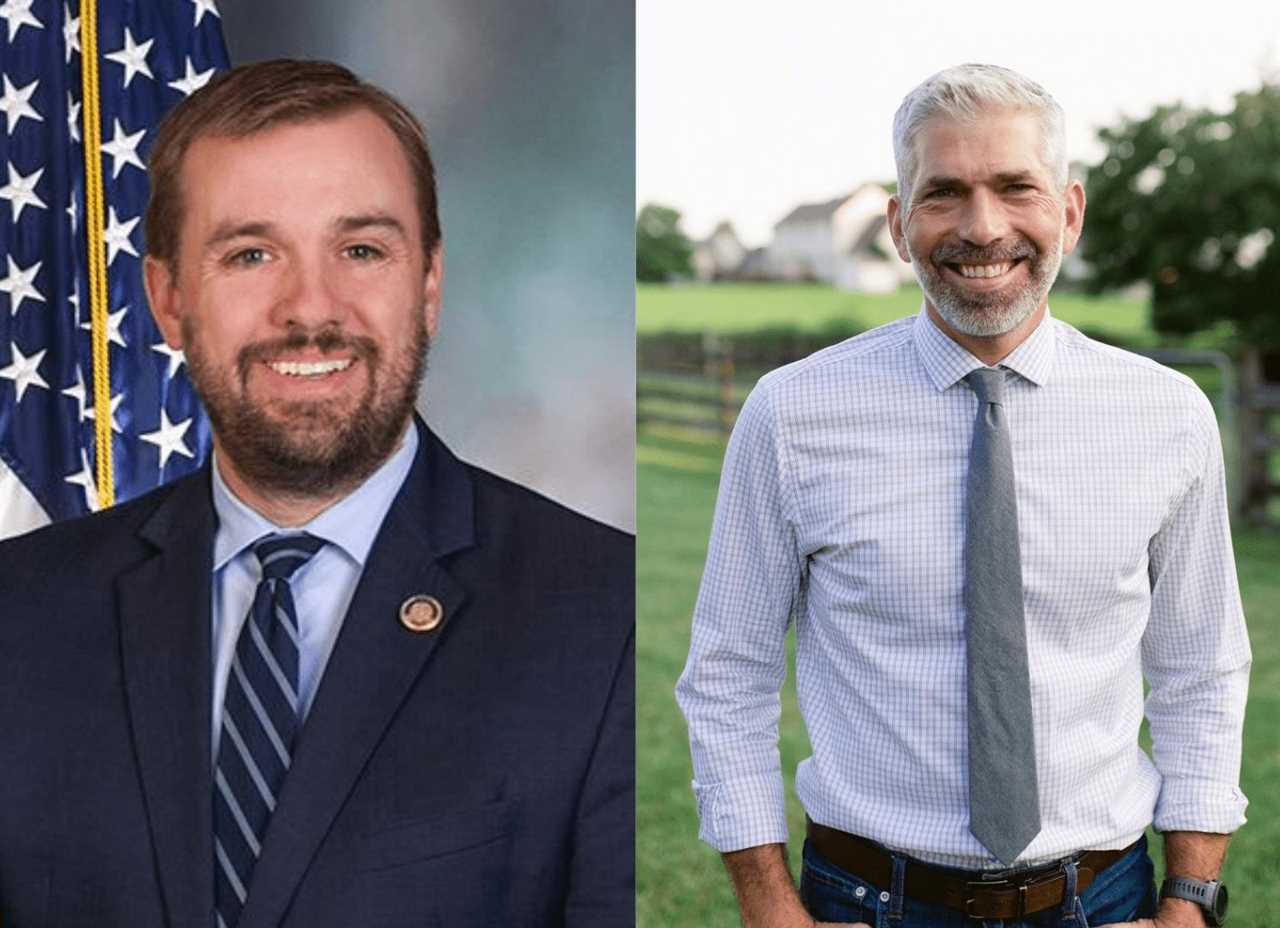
[892, 63, 1068, 210]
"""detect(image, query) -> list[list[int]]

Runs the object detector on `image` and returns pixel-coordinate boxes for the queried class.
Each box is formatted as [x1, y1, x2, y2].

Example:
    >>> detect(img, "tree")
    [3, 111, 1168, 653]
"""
[636, 203, 694, 282]
[1084, 82, 1280, 523]
[1082, 83, 1280, 346]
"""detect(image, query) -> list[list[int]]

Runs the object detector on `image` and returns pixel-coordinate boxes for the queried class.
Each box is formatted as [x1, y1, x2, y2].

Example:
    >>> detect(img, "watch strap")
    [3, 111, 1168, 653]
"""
[1161, 877, 1225, 926]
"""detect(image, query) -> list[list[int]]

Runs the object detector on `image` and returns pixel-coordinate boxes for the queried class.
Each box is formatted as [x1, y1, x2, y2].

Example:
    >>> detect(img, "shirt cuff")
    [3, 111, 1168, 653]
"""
[1152, 777, 1248, 834]
[693, 773, 790, 852]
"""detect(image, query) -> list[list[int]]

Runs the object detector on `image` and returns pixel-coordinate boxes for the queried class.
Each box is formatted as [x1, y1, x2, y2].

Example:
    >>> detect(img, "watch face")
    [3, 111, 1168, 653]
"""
[1212, 882, 1228, 919]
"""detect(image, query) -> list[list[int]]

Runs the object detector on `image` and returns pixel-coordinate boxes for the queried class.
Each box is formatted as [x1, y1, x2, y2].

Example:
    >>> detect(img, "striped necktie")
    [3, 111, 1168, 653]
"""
[214, 533, 325, 927]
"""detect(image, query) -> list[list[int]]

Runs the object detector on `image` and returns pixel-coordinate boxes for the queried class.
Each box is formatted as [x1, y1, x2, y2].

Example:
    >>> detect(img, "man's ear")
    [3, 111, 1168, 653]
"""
[887, 195, 911, 263]
[1061, 179, 1087, 255]
[143, 255, 184, 349]
[423, 243, 443, 339]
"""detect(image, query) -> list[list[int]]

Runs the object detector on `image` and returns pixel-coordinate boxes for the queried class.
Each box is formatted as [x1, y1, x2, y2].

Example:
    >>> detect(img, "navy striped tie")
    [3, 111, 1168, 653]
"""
[214, 533, 325, 927]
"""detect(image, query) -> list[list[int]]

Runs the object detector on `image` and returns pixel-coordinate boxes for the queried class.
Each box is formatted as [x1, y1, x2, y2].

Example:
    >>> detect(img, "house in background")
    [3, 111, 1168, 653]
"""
[690, 182, 920, 292]
[692, 221, 748, 281]
[767, 194, 848, 281]
[736, 246, 772, 281]
[769, 183, 916, 293]
[832, 214, 902, 292]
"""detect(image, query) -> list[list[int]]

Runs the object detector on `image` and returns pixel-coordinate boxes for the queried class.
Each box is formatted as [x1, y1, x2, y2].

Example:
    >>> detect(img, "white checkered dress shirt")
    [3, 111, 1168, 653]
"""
[676, 307, 1251, 869]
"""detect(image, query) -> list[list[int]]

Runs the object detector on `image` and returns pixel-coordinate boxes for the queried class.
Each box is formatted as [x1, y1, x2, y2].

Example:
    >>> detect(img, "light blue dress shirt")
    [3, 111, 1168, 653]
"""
[209, 425, 419, 755]
[677, 307, 1250, 868]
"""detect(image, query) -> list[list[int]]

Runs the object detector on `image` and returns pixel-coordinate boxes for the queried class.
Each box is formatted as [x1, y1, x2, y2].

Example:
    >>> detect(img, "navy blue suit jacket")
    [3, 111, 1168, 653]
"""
[0, 422, 634, 927]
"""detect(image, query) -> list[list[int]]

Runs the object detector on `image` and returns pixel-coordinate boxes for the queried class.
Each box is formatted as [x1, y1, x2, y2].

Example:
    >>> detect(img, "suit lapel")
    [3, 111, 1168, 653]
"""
[117, 472, 217, 928]
[238, 423, 475, 928]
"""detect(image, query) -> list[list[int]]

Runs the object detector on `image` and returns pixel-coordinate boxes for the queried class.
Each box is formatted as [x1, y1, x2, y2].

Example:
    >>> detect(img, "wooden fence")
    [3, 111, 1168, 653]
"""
[639, 342, 1274, 524]
[636, 357, 739, 436]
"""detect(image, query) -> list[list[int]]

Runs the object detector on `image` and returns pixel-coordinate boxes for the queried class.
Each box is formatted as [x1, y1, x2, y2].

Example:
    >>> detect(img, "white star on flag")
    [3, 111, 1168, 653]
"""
[101, 119, 146, 178]
[0, 256, 44, 315]
[62, 366, 87, 421]
[0, 0, 226, 525]
[104, 27, 154, 88]
[0, 162, 46, 221]
[0, 343, 49, 402]
[80, 305, 129, 348]
[189, 0, 219, 26]
[0, 75, 42, 133]
[0, 0, 42, 42]
[152, 341, 186, 379]
[104, 207, 140, 265]
[141, 409, 194, 468]
[106, 305, 129, 347]
[66, 93, 81, 142]
[62, 2, 79, 62]
[64, 449, 100, 512]
[85, 392, 125, 434]
[168, 57, 216, 97]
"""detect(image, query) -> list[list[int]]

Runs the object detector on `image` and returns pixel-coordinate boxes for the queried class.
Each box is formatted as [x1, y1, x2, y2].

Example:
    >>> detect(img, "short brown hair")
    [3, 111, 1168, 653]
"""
[145, 59, 441, 269]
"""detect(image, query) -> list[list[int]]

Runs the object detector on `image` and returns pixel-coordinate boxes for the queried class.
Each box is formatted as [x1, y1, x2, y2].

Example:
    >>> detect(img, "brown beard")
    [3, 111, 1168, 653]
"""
[183, 314, 428, 499]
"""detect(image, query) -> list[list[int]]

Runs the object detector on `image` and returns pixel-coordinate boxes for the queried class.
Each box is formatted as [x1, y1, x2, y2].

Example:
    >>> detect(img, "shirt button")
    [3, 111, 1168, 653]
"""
[879, 891, 890, 903]
[854, 887, 866, 898]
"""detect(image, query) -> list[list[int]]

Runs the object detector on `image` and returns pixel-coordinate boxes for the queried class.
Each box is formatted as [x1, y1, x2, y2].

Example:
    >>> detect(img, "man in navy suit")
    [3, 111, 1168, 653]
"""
[0, 60, 633, 927]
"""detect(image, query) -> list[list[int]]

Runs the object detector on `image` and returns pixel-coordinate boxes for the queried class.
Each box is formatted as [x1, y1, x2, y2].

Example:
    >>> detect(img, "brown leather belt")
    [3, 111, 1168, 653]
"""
[806, 819, 1137, 920]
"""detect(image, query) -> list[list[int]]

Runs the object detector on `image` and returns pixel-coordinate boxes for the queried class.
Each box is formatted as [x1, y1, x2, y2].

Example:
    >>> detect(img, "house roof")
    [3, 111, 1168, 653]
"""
[774, 182, 886, 228]
[775, 195, 849, 227]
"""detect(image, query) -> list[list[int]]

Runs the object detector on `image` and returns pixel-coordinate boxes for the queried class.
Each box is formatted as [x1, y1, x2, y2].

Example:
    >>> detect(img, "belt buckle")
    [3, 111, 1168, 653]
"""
[978, 866, 1019, 881]
[964, 880, 1028, 921]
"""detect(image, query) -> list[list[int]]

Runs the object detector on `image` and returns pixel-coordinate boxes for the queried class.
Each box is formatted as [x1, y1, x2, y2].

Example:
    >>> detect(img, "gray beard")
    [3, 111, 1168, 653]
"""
[909, 232, 1063, 337]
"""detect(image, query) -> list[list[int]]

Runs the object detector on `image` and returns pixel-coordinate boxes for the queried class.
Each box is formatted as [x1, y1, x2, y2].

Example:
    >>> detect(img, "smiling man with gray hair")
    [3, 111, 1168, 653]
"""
[677, 63, 1248, 928]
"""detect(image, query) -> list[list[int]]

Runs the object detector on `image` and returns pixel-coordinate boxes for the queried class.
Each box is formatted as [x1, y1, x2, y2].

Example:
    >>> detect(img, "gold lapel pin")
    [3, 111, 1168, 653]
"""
[399, 594, 444, 632]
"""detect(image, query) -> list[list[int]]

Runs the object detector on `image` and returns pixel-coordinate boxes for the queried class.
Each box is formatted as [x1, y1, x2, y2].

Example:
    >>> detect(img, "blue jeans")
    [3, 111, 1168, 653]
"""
[800, 835, 1157, 927]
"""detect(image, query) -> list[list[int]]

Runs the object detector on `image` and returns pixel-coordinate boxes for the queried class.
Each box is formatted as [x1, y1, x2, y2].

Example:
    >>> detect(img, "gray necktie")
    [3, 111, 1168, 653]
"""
[963, 368, 1041, 866]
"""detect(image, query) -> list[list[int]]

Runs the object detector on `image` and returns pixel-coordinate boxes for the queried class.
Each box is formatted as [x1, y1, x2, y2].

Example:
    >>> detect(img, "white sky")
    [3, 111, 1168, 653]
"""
[638, 0, 1280, 246]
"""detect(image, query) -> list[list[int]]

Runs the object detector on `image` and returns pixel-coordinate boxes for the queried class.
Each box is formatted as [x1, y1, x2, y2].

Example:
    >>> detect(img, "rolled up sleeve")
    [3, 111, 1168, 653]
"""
[1142, 390, 1251, 834]
[675, 382, 806, 852]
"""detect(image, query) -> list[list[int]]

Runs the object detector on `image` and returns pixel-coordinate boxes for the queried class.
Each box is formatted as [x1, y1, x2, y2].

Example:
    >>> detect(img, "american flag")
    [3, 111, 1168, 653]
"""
[0, 0, 228, 538]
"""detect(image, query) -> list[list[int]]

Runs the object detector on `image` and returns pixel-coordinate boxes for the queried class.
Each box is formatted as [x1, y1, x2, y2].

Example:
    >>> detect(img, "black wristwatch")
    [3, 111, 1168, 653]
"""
[1160, 877, 1228, 926]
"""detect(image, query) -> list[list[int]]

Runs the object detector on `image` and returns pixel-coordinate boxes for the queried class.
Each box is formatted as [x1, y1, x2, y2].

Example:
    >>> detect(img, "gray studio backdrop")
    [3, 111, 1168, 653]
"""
[218, 0, 635, 531]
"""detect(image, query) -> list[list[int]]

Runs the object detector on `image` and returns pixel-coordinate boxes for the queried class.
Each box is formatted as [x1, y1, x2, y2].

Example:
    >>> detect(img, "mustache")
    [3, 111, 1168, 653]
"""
[237, 328, 379, 380]
[932, 238, 1037, 264]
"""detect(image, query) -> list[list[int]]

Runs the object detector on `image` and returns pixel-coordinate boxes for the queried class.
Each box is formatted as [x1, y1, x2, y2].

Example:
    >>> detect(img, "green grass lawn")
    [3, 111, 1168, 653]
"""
[637, 427, 1280, 927]
[637, 282, 1160, 346]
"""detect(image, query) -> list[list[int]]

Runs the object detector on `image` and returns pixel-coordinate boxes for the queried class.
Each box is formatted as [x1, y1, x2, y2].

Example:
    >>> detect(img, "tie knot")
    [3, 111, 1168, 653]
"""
[965, 367, 1007, 405]
[253, 533, 325, 581]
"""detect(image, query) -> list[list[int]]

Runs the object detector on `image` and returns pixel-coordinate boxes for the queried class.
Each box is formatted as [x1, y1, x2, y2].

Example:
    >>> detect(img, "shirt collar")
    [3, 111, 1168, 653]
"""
[211, 422, 419, 572]
[911, 302, 1057, 391]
